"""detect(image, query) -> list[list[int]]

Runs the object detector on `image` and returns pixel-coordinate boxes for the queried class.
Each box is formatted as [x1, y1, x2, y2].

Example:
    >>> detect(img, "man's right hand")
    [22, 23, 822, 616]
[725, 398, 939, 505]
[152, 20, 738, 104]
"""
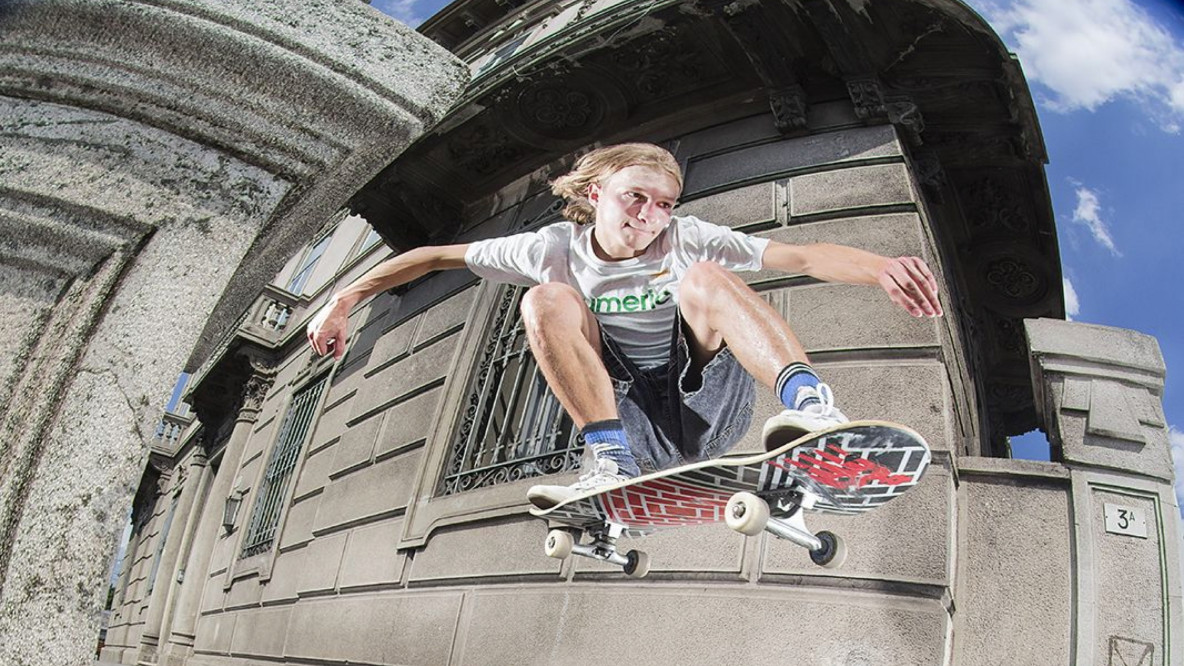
[307, 298, 352, 360]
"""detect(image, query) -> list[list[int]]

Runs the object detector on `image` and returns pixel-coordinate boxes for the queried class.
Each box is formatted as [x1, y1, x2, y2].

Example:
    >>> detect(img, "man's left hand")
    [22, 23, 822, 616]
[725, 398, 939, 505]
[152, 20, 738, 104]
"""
[877, 256, 943, 318]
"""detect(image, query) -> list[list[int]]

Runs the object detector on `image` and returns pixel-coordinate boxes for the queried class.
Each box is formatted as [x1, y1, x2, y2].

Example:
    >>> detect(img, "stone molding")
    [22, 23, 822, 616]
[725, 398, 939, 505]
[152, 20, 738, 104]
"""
[1026, 318, 1171, 480]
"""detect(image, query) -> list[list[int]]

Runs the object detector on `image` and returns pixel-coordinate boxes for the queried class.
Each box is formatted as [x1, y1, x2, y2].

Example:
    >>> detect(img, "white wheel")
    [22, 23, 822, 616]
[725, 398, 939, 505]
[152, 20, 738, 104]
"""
[810, 531, 848, 569]
[624, 550, 650, 578]
[544, 529, 574, 559]
[725, 492, 770, 536]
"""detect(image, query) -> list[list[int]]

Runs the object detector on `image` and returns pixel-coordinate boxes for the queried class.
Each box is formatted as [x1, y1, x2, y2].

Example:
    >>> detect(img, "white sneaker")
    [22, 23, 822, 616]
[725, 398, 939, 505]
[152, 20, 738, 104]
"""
[527, 458, 630, 509]
[762, 383, 849, 451]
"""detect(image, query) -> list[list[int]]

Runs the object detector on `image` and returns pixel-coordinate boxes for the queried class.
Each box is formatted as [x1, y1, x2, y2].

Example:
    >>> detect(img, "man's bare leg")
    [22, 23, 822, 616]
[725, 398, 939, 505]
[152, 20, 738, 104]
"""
[521, 283, 637, 504]
[519, 282, 617, 427]
[677, 261, 848, 447]
[677, 261, 807, 385]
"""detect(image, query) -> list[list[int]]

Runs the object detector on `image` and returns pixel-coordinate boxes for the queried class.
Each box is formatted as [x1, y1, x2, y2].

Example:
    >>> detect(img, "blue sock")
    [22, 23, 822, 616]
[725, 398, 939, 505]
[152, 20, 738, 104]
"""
[581, 419, 640, 477]
[776, 363, 821, 410]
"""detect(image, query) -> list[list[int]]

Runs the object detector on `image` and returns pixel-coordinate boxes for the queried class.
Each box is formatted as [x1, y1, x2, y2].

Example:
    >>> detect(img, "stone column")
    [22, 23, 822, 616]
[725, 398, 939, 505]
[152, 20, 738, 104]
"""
[1025, 318, 1183, 666]
[0, 2, 467, 664]
[159, 366, 273, 665]
[134, 450, 208, 666]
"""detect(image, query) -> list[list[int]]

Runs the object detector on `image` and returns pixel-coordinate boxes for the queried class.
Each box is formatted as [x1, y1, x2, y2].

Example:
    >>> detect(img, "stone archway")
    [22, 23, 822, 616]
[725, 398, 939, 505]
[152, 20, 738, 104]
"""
[0, 2, 466, 663]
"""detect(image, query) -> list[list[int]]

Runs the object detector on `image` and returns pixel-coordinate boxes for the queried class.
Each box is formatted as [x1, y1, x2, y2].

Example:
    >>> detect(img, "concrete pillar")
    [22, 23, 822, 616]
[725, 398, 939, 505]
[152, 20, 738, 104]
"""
[154, 450, 212, 661]
[1025, 318, 1182, 666]
[0, 1, 467, 664]
[158, 364, 272, 665]
[134, 450, 208, 666]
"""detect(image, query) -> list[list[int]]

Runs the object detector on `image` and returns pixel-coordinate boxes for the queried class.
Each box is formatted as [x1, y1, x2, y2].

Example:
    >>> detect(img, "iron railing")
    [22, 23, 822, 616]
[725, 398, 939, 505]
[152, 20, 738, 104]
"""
[439, 286, 581, 495]
[240, 376, 327, 557]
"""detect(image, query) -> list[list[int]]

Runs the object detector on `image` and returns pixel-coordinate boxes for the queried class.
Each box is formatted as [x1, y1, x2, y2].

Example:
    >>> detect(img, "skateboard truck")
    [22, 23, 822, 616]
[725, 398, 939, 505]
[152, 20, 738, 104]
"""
[545, 522, 651, 578]
[725, 489, 848, 568]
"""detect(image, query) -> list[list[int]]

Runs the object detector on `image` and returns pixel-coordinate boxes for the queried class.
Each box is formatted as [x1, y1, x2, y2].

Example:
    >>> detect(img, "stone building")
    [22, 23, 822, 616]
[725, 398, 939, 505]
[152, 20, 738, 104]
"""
[94, 0, 1181, 665]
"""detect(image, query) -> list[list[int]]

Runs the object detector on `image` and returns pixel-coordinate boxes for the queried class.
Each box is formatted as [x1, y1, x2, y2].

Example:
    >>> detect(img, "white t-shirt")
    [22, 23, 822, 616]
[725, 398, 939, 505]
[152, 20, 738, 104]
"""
[464, 215, 769, 368]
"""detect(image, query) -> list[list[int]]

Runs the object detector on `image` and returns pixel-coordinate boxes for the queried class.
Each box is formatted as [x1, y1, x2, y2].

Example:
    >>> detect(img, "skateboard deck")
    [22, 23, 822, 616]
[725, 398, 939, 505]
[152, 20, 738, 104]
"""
[530, 421, 930, 576]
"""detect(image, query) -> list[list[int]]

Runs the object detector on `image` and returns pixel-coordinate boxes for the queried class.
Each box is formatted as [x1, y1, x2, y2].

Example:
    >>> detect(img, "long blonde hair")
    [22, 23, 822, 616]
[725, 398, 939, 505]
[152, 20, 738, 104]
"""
[550, 143, 683, 225]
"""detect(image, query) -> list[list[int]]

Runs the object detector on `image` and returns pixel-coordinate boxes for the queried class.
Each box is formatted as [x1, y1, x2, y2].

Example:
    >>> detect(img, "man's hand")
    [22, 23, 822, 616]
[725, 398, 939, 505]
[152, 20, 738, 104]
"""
[877, 256, 943, 318]
[307, 298, 352, 360]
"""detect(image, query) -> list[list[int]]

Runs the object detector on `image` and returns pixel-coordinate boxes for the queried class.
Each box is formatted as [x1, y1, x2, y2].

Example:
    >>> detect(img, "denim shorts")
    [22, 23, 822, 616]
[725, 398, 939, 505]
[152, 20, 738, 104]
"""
[598, 312, 755, 471]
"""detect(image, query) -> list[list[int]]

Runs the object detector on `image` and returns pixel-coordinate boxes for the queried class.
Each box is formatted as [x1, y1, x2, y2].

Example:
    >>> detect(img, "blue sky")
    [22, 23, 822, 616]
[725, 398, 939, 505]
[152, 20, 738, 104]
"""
[373, 0, 1184, 510]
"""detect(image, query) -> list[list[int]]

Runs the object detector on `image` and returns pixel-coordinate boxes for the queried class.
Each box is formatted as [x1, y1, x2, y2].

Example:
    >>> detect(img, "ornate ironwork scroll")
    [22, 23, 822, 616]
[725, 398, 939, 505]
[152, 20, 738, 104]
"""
[439, 286, 580, 496]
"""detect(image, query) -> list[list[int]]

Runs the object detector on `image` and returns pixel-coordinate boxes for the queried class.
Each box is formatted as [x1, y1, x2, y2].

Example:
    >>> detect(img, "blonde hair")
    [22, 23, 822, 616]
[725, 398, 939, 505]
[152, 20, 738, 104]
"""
[550, 143, 683, 225]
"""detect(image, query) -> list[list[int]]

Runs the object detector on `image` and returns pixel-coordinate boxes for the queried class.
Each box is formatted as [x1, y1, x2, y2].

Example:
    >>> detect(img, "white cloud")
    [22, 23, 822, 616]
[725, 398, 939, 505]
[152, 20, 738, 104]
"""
[1171, 426, 1184, 517]
[1069, 179, 1122, 256]
[1062, 277, 1080, 319]
[371, 0, 426, 27]
[977, 0, 1184, 133]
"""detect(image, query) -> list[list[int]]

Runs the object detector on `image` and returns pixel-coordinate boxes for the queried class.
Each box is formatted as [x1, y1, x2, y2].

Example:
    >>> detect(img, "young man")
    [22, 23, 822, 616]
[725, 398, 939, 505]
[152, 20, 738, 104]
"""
[307, 143, 942, 506]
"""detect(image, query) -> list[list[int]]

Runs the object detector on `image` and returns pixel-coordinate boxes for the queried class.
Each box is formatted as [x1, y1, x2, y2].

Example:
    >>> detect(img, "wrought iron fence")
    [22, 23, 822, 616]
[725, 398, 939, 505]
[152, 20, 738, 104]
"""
[439, 286, 581, 496]
[240, 375, 327, 558]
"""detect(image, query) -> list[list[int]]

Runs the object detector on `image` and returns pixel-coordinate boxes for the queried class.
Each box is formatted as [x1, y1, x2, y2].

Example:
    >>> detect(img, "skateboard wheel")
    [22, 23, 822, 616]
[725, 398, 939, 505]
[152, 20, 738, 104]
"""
[624, 550, 650, 578]
[725, 492, 770, 536]
[544, 529, 575, 559]
[810, 531, 848, 569]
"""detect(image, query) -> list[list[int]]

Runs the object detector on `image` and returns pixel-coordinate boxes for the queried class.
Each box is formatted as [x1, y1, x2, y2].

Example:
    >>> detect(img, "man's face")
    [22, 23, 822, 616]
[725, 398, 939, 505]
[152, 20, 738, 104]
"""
[588, 165, 680, 261]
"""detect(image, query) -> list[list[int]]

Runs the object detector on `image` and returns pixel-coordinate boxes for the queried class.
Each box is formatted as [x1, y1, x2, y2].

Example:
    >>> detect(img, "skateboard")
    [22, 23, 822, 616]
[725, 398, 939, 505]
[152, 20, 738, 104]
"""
[529, 421, 931, 577]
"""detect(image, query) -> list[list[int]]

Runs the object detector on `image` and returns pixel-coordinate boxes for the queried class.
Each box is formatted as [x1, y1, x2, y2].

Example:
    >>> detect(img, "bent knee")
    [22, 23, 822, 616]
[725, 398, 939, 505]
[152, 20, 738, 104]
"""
[520, 282, 587, 325]
[681, 261, 738, 303]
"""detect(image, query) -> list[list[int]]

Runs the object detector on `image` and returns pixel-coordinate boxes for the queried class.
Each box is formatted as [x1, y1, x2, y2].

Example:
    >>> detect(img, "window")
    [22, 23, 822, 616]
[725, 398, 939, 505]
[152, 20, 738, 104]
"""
[286, 234, 333, 295]
[439, 285, 580, 496]
[145, 493, 179, 595]
[360, 228, 382, 252]
[240, 376, 327, 557]
[474, 32, 530, 78]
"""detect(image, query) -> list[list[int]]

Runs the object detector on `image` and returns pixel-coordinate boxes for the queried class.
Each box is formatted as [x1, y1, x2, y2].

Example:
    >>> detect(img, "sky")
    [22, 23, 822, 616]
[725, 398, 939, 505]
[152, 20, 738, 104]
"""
[373, 0, 1184, 512]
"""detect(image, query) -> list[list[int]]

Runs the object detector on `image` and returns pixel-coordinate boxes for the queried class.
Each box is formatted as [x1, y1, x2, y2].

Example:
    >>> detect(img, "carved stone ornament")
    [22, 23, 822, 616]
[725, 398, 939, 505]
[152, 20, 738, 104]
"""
[847, 78, 887, 120]
[984, 257, 1045, 304]
[516, 81, 605, 140]
[448, 123, 526, 176]
[966, 176, 1032, 233]
[913, 152, 946, 202]
[241, 359, 278, 414]
[885, 98, 925, 144]
[990, 311, 1027, 354]
[611, 28, 710, 98]
[769, 85, 808, 133]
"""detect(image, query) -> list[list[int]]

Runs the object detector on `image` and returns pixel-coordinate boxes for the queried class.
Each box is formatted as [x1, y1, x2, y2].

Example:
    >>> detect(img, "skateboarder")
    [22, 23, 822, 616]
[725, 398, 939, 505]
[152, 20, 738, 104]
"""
[307, 143, 942, 505]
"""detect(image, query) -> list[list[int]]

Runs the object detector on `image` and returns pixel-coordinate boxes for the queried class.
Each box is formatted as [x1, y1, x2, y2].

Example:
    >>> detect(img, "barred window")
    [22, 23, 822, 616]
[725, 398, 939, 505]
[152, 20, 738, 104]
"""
[145, 493, 179, 595]
[240, 376, 327, 558]
[439, 285, 581, 495]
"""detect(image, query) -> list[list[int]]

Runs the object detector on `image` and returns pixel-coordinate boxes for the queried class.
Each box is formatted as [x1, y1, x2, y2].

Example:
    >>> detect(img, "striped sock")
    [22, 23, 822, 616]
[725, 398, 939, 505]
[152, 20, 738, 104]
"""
[581, 419, 640, 477]
[775, 363, 821, 410]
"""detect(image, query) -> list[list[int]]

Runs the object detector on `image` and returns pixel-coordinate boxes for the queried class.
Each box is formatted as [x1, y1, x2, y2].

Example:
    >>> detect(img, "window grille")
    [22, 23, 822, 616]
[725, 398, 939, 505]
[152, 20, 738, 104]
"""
[439, 285, 581, 495]
[240, 376, 327, 558]
[145, 493, 179, 595]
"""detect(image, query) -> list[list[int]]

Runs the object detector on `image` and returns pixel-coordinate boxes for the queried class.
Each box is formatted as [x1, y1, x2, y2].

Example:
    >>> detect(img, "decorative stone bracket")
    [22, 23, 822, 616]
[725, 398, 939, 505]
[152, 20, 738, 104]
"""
[1025, 318, 1172, 481]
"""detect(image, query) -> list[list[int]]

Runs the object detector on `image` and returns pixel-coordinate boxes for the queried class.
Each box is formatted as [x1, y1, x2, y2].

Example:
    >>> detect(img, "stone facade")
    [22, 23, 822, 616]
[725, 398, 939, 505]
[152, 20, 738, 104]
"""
[100, 120, 1182, 665]
[5, 0, 1179, 665]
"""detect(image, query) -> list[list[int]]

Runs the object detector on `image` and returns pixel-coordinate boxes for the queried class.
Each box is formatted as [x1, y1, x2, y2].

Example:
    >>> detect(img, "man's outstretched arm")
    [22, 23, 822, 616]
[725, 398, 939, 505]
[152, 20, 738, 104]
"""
[307, 243, 470, 359]
[761, 241, 943, 318]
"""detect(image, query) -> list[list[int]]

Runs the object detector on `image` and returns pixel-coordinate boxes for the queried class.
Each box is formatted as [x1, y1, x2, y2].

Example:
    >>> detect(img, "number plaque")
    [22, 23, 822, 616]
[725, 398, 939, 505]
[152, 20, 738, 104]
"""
[1103, 503, 1148, 539]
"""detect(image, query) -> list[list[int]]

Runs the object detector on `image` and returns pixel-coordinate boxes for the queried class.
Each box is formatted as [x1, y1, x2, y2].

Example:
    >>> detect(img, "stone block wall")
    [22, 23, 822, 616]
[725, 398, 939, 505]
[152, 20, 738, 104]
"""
[949, 320, 1180, 665]
[141, 113, 1181, 666]
[177, 113, 969, 665]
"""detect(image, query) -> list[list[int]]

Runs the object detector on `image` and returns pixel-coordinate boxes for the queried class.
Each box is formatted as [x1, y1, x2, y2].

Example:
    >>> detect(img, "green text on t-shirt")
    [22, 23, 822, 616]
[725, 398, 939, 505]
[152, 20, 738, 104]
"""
[585, 288, 673, 313]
